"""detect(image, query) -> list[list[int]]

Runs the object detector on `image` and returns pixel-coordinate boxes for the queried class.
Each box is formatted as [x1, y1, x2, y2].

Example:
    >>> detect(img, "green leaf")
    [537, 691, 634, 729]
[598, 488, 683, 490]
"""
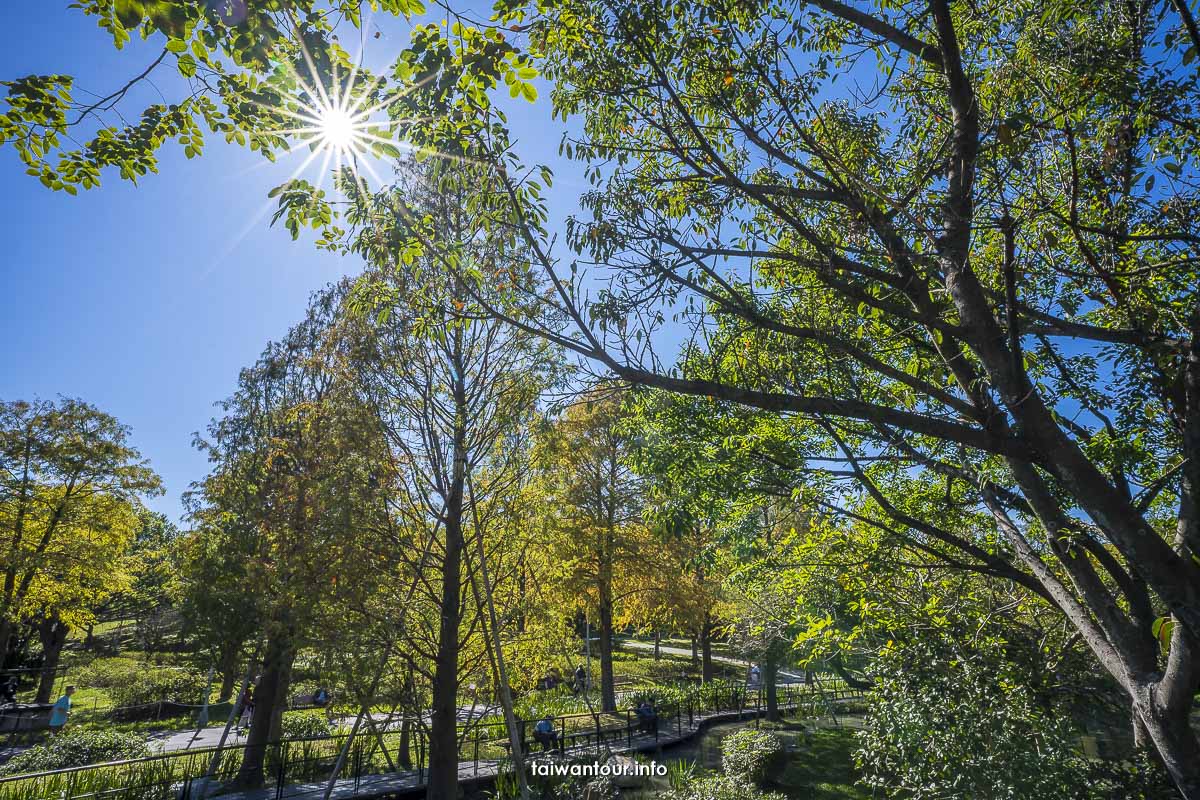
[176, 55, 197, 78]
[114, 0, 146, 30]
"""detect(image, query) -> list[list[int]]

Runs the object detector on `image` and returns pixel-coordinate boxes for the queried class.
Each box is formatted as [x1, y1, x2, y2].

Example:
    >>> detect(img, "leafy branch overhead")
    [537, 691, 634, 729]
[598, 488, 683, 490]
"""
[4, 0, 1200, 795]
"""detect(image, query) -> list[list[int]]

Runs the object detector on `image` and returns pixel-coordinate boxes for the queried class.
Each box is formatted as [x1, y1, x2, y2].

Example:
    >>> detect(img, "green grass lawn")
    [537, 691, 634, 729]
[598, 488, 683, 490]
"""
[612, 646, 743, 684]
[65, 619, 134, 642]
[655, 637, 737, 659]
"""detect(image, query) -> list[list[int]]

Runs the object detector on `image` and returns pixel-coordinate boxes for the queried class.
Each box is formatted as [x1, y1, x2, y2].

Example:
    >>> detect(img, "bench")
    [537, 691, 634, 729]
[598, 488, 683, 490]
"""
[288, 691, 332, 710]
[0, 703, 51, 744]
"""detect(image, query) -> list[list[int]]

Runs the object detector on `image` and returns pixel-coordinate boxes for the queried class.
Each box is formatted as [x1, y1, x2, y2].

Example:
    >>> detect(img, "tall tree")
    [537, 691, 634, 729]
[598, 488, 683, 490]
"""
[193, 293, 392, 787]
[7, 0, 1200, 793]
[0, 398, 161, 666]
[532, 388, 645, 711]
[381, 1, 1200, 792]
[332, 162, 554, 800]
[174, 518, 261, 702]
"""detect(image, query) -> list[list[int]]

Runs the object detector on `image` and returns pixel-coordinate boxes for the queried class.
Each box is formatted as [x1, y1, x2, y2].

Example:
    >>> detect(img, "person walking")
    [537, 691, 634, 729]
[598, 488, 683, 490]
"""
[48, 685, 75, 734]
[237, 683, 255, 734]
[572, 664, 587, 695]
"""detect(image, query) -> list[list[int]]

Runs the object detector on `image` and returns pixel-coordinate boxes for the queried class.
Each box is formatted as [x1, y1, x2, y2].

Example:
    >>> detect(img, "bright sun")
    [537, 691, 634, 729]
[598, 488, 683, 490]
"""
[318, 106, 358, 150]
[265, 46, 409, 187]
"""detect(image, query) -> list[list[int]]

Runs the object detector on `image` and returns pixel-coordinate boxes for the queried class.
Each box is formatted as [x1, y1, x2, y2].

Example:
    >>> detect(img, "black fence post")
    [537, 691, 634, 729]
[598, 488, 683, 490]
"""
[275, 743, 285, 800]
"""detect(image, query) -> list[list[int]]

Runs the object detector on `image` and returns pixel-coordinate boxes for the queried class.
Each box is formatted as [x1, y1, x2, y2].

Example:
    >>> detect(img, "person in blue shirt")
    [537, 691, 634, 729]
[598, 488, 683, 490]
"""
[48, 685, 75, 734]
[533, 715, 559, 751]
[634, 701, 658, 734]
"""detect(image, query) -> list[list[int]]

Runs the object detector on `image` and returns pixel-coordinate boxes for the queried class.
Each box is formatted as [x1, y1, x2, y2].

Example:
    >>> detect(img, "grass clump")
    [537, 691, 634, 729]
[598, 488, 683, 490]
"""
[280, 710, 334, 739]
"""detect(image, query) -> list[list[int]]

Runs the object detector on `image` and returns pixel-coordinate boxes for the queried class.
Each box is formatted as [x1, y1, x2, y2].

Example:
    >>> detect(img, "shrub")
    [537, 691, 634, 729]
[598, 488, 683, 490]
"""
[627, 685, 687, 712]
[0, 730, 150, 776]
[72, 657, 142, 689]
[720, 729, 784, 787]
[662, 775, 787, 800]
[107, 667, 207, 716]
[281, 711, 332, 739]
[857, 636, 1104, 800]
[71, 658, 208, 719]
[690, 680, 743, 711]
[511, 687, 592, 721]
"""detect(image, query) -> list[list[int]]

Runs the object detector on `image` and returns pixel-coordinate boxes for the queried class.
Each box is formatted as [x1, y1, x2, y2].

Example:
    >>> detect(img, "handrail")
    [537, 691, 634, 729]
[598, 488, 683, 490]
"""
[0, 679, 864, 791]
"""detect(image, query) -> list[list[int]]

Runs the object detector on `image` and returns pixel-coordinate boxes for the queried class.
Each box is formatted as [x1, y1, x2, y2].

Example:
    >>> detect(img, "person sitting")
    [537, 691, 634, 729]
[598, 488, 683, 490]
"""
[0, 677, 17, 707]
[532, 715, 559, 751]
[634, 701, 658, 734]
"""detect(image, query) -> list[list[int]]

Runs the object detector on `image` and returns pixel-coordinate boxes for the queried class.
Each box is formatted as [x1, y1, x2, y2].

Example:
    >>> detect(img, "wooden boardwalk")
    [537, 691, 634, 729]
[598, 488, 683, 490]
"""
[206, 696, 862, 800]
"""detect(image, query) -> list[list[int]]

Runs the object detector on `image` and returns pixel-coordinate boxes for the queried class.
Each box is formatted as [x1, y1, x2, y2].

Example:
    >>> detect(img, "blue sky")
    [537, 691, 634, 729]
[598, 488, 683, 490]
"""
[0, 4, 576, 524]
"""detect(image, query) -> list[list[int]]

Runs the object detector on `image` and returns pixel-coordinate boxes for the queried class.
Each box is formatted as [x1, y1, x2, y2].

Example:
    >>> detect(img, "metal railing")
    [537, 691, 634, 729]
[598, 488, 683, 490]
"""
[0, 680, 865, 800]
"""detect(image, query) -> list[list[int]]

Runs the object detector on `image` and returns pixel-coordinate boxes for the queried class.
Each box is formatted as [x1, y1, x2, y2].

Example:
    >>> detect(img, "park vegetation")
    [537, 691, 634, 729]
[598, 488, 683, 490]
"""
[2, 0, 1200, 798]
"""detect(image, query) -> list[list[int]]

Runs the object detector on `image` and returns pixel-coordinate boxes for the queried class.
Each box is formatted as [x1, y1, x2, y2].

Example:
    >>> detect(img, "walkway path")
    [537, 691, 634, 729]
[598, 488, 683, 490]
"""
[619, 639, 808, 684]
[155, 642, 804, 754]
[151, 706, 500, 753]
[202, 689, 864, 800]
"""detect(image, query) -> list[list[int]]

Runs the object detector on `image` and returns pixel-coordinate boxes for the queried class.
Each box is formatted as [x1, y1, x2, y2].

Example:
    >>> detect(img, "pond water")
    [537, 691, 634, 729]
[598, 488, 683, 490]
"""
[624, 716, 869, 800]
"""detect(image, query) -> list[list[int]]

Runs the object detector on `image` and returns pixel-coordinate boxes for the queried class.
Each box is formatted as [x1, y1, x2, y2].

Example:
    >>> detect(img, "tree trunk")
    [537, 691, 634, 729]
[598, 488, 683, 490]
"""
[426, 497, 465, 800]
[0, 619, 14, 670]
[398, 669, 414, 769]
[598, 576, 616, 713]
[1135, 695, 1200, 798]
[653, 630, 660, 660]
[267, 648, 295, 744]
[1132, 711, 1152, 750]
[700, 615, 714, 684]
[516, 559, 527, 635]
[235, 631, 294, 787]
[763, 660, 779, 721]
[216, 641, 242, 703]
[690, 634, 698, 667]
[398, 718, 413, 770]
[426, 319, 472, 800]
[84, 623, 95, 650]
[1131, 621, 1200, 800]
[35, 616, 69, 704]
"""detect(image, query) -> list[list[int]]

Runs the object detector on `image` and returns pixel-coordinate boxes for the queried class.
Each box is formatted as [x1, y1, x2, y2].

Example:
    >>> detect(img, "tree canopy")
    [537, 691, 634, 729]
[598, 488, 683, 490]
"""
[4, 0, 1200, 795]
